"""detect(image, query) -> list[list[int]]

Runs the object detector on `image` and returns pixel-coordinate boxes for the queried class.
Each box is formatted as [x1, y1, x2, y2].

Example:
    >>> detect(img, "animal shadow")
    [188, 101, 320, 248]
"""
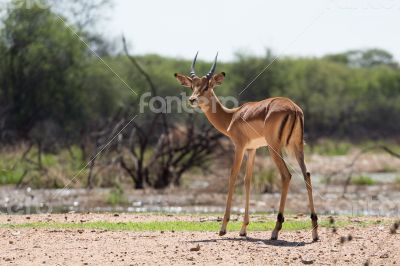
[190, 236, 311, 247]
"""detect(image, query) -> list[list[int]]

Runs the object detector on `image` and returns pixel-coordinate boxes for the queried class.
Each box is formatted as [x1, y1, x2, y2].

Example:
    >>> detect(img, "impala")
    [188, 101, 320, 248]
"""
[174, 53, 318, 241]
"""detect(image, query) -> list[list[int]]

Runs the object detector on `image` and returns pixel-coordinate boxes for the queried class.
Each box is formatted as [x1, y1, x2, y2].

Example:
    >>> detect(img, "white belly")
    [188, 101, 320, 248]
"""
[246, 137, 268, 149]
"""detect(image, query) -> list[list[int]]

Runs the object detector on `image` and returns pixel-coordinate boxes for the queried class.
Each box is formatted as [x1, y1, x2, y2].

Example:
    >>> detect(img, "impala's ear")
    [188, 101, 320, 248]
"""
[174, 73, 192, 88]
[210, 72, 226, 88]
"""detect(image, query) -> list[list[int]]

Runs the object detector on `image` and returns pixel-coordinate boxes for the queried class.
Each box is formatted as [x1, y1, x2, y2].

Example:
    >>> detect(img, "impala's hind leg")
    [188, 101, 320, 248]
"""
[240, 149, 256, 237]
[294, 145, 319, 241]
[268, 145, 291, 240]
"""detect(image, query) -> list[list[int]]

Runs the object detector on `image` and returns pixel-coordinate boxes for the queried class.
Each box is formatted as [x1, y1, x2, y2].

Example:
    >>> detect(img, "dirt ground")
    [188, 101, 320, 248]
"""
[1, 214, 399, 266]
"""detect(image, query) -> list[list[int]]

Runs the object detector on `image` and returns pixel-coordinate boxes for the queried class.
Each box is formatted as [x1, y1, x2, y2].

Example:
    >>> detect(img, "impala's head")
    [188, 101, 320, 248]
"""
[174, 52, 226, 108]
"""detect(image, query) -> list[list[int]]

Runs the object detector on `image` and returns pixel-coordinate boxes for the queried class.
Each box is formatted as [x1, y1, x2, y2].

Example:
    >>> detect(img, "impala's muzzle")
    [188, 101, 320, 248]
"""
[189, 96, 197, 106]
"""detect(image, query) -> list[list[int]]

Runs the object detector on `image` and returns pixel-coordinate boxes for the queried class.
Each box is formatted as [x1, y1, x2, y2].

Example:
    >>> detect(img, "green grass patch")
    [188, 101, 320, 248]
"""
[0, 167, 24, 185]
[0, 145, 90, 188]
[306, 140, 352, 156]
[0, 220, 352, 232]
[352, 175, 376, 186]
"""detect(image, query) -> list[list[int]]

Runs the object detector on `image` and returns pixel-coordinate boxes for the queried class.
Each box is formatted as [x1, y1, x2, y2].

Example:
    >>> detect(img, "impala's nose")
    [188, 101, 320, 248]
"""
[189, 97, 197, 105]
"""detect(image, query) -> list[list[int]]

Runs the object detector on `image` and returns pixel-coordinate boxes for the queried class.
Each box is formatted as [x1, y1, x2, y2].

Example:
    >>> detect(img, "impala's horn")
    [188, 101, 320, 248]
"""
[190, 52, 199, 78]
[206, 53, 218, 80]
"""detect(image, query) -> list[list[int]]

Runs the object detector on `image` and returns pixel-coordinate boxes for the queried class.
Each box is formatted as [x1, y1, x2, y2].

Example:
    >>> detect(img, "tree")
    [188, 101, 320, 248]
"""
[50, 0, 113, 31]
[0, 4, 91, 141]
[230, 50, 284, 102]
[324, 49, 398, 68]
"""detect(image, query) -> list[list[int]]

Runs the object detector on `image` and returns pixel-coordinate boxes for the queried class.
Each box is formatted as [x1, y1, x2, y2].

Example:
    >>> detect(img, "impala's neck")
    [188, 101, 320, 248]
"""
[201, 91, 234, 135]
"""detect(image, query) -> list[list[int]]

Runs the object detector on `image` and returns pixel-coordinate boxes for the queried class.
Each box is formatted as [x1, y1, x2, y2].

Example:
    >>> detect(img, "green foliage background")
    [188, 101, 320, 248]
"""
[1, 2, 399, 144]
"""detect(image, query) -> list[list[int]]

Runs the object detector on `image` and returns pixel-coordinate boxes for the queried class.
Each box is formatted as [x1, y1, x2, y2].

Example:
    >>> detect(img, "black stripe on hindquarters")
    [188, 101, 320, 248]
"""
[278, 114, 290, 144]
[286, 114, 297, 145]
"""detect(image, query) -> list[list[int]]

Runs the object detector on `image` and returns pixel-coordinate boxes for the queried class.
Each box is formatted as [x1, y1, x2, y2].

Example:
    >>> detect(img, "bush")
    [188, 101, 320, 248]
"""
[307, 139, 352, 156]
[253, 169, 278, 193]
[351, 175, 376, 186]
[106, 187, 128, 206]
[0, 167, 24, 185]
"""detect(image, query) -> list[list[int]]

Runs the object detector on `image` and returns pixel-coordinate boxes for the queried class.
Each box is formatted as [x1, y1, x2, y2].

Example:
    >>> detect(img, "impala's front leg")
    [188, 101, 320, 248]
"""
[240, 149, 256, 237]
[219, 147, 245, 236]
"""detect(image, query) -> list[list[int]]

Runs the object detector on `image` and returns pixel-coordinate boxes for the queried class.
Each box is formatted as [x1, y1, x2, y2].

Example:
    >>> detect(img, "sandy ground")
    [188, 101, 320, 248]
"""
[0, 214, 399, 265]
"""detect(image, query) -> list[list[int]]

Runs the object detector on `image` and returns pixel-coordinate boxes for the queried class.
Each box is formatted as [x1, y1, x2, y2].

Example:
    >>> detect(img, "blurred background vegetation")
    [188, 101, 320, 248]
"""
[0, 0, 399, 192]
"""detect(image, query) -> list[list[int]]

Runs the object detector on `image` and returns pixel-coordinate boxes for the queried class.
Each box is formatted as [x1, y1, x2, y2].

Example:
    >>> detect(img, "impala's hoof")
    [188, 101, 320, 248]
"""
[219, 230, 226, 236]
[312, 231, 319, 242]
[271, 230, 278, 240]
[239, 232, 247, 237]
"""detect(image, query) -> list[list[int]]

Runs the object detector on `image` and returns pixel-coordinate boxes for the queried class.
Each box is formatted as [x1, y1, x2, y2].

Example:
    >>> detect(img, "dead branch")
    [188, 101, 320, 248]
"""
[322, 144, 400, 195]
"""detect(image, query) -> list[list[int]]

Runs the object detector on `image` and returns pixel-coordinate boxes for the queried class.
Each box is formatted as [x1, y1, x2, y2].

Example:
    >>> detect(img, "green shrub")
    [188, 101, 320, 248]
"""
[307, 139, 352, 156]
[351, 175, 376, 186]
[253, 169, 278, 193]
[0, 167, 24, 185]
[106, 187, 128, 206]
[42, 154, 57, 167]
